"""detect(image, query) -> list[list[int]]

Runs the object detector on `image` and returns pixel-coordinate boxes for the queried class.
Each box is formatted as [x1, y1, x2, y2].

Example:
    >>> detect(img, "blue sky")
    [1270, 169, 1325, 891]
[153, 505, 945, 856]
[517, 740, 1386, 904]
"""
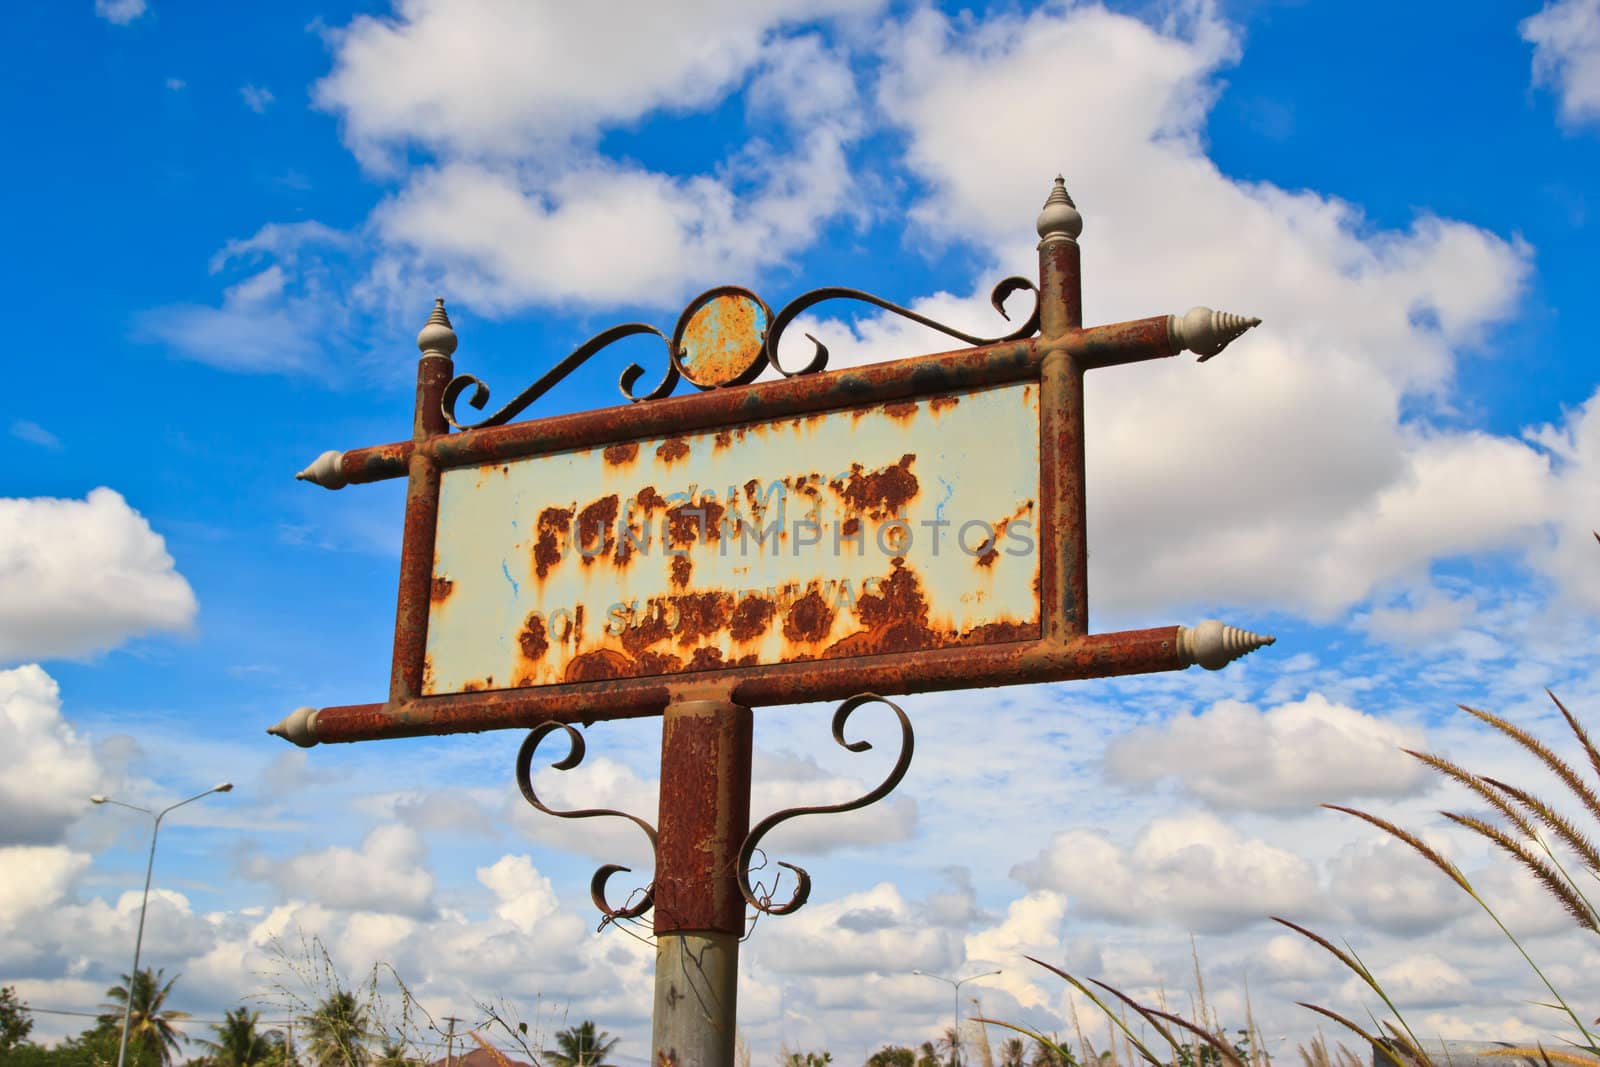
[4, 0, 1600, 1064]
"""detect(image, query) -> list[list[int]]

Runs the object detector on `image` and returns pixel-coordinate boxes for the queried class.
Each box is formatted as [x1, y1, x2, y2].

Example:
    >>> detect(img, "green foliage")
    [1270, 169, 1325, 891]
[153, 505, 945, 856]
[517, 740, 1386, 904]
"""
[195, 1008, 281, 1067]
[542, 1021, 619, 1067]
[301, 992, 374, 1067]
[867, 1046, 916, 1067]
[785, 1053, 832, 1067]
[99, 969, 190, 1067]
[0, 988, 34, 1057]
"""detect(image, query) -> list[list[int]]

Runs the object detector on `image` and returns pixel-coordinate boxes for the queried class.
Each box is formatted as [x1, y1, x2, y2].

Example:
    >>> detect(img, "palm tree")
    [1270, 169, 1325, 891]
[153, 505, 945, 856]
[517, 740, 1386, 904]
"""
[99, 968, 190, 1067]
[998, 1038, 1028, 1067]
[196, 1008, 276, 1067]
[542, 1021, 619, 1067]
[300, 990, 374, 1067]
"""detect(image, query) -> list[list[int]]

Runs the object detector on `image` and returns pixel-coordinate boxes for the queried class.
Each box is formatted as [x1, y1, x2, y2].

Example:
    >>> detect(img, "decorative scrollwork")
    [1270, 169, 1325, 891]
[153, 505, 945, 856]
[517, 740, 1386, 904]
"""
[440, 275, 1040, 428]
[515, 722, 658, 922]
[444, 322, 678, 431]
[737, 693, 915, 916]
[763, 275, 1041, 378]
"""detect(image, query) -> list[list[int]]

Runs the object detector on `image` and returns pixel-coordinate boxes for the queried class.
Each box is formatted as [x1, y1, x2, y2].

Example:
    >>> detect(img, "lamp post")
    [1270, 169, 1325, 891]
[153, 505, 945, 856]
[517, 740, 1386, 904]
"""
[912, 969, 1001, 1065]
[91, 782, 233, 1067]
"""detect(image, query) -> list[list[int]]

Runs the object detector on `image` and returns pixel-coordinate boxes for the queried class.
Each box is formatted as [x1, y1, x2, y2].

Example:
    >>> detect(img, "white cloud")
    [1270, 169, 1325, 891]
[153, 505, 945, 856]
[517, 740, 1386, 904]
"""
[0, 846, 89, 924]
[1522, 0, 1600, 127]
[369, 125, 856, 314]
[753, 882, 951, 976]
[251, 824, 434, 916]
[240, 85, 275, 114]
[1102, 693, 1427, 811]
[312, 0, 880, 169]
[0, 666, 102, 844]
[94, 0, 146, 26]
[844, 1, 1548, 625]
[476, 854, 560, 934]
[1013, 813, 1323, 933]
[1326, 834, 1474, 936]
[0, 488, 197, 662]
[9, 419, 61, 449]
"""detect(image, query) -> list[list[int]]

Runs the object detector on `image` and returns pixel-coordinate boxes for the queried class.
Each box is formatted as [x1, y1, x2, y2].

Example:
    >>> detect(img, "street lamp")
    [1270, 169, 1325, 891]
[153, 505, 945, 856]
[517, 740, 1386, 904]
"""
[912, 968, 1001, 1065]
[91, 782, 233, 1067]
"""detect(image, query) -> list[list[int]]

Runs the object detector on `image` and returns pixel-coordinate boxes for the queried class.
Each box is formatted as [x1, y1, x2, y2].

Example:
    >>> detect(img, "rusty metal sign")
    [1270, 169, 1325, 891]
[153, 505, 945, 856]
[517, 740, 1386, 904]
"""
[426, 381, 1040, 695]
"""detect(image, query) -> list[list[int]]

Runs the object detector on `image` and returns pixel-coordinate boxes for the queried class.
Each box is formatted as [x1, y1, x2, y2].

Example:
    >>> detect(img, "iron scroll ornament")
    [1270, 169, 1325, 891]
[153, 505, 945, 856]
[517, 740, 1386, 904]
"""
[514, 722, 658, 922]
[441, 277, 1041, 430]
[737, 693, 915, 916]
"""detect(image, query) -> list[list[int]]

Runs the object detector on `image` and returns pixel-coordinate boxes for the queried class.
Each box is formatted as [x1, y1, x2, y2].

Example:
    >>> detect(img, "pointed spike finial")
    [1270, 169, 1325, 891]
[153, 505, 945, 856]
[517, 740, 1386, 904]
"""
[1179, 619, 1276, 670]
[267, 706, 320, 747]
[295, 449, 347, 490]
[1169, 306, 1262, 361]
[1036, 174, 1083, 245]
[417, 297, 458, 359]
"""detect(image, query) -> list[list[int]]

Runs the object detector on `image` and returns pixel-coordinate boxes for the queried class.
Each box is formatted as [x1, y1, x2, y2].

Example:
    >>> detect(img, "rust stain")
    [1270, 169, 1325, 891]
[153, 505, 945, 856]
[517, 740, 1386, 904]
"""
[532, 505, 573, 580]
[672, 591, 734, 647]
[841, 516, 861, 537]
[782, 590, 835, 643]
[576, 494, 619, 565]
[881, 399, 918, 421]
[564, 649, 632, 682]
[670, 555, 692, 587]
[686, 647, 724, 672]
[462, 680, 483, 692]
[517, 612, 549, 661]
[656, 437, 690, 464]
[430, 576, 454, 603]
[834, 453, 919, 520]
[664, 498, 724, 547]
[729, 595, 775, 641]
[713, 430, 733, 451]
[602, 441, 639, 466]
[929, 395, 959, 413]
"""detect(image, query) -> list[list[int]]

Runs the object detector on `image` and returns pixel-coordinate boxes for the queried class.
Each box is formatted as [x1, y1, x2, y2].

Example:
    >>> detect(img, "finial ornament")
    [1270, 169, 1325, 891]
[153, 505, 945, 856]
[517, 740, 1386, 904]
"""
[296, 450, 347, 490]
[1179, 619, 1275, 670]
[267, 706, 319, 747]
[417, 297, 458, 359]
[1036, 175, 1083, 245]
[1169, 306, 1262, 361]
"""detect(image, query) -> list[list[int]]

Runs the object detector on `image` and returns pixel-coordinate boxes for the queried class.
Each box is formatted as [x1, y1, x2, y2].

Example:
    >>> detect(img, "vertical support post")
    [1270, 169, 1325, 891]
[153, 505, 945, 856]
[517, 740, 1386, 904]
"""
[1035, 177, 1089, 640]
[652, 696, 754, 1067]
[390, 299, 456, 705]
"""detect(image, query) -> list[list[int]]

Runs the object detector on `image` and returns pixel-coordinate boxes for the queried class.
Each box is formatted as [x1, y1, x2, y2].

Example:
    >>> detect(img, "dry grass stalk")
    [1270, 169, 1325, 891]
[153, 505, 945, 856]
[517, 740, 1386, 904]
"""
[1402, 748, 1542, 841]
[1457, 705, 1600, 825]
[1480, 776, 1600, 880]
[1440, 811, 1598, 931]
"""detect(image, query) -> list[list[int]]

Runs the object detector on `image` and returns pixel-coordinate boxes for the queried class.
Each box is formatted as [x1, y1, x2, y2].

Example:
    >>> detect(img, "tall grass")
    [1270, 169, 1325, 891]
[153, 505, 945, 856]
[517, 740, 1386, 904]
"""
[987, 686, 1600, 1067]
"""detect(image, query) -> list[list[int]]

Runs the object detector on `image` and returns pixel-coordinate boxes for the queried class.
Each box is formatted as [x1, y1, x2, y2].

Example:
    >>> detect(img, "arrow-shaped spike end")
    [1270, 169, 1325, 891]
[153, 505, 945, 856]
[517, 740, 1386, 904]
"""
[296, 450, 348, 490]
[1172, 307, 1263, 361]
[1179, 619, 1277, 670]
[268, 706, 320, 747]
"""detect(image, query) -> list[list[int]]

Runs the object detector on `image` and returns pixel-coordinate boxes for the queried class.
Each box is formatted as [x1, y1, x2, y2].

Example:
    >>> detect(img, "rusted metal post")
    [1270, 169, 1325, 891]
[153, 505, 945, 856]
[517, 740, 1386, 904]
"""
[395, 301, 455, 704]
[651, 696, 753, 1067]
[1036, 177, 1088, 640]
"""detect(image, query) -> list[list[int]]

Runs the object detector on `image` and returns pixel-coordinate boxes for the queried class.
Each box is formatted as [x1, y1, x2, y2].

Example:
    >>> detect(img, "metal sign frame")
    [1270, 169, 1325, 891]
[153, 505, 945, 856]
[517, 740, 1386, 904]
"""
[275, 178, 1269, 750]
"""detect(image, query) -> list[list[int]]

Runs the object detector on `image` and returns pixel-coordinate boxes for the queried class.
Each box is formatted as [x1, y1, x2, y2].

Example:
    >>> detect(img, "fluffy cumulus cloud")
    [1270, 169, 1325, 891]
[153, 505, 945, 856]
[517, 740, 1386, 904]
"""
[1522, 0, 1600, 127]
[852, 2, 1559, 624]
[753, 882, 951, 977]
[1102, 693, 1427, 811]
[0, 489, 196, 662]
[247, 824, 435, 916]
[312, 0, 879, 167]
[1013, 813, 1322, 933]
[0, 666, 102, 844]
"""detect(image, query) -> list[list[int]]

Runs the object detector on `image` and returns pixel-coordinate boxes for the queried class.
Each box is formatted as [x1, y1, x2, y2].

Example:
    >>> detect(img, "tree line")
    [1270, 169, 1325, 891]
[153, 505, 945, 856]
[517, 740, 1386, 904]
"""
[0, 975, 620, 1067]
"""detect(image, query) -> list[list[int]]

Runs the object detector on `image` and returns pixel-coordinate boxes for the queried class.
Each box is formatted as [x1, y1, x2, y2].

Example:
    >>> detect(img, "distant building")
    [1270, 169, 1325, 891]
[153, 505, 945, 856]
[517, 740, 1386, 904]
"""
[428, 1046, 533, 1067]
